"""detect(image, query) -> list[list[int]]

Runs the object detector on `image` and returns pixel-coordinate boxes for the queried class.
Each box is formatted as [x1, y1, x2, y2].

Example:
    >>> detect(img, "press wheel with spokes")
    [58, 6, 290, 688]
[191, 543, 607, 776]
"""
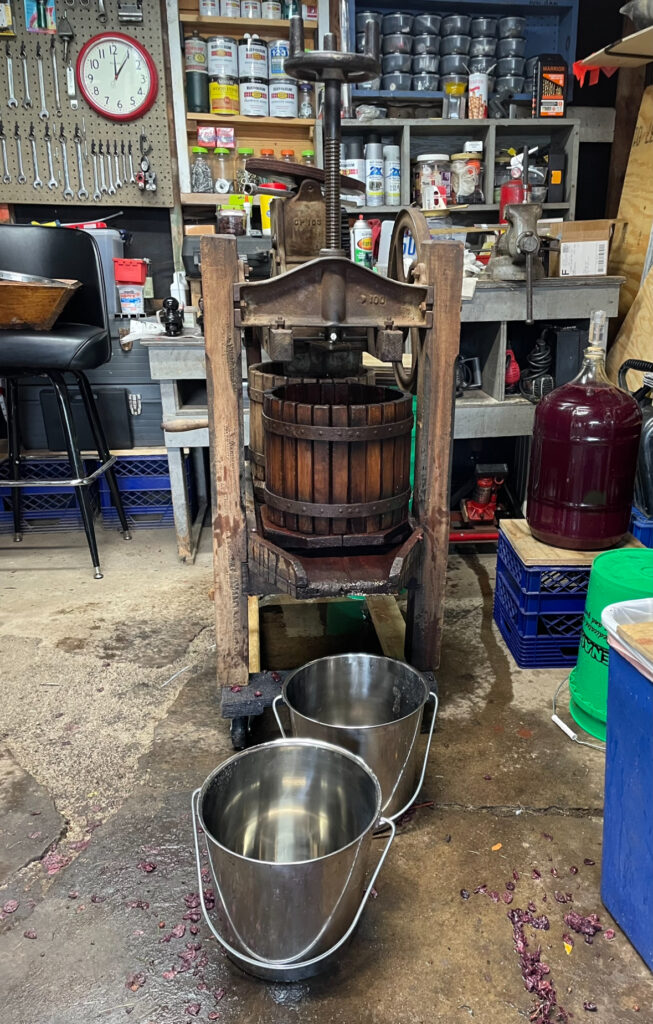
[387, 208, 431, 392]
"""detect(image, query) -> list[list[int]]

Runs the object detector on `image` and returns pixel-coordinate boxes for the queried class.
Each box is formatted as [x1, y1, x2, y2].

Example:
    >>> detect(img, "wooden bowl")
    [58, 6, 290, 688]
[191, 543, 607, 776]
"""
[0, 276, 81, 331]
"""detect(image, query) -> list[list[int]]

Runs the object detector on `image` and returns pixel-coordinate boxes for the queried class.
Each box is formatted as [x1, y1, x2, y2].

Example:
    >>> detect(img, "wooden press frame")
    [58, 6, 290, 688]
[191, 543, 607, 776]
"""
[201, 233, 464, 700]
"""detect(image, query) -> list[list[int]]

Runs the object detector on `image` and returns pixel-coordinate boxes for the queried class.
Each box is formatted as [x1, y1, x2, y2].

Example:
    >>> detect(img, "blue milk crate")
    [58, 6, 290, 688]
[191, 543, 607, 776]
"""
[0, 458, 99, 534]
[497, 530, 591, 600]
[630, 506, 653, 548]
[602, 644, 653, 969]
[98, 453, 196, 529]
[494, 574, 581, 669]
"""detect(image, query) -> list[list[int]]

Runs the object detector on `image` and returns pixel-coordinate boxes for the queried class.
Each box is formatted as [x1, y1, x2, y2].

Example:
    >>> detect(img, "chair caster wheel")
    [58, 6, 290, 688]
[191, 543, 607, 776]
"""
[123, 531, 132, 541]
[13, 533, 23, 543]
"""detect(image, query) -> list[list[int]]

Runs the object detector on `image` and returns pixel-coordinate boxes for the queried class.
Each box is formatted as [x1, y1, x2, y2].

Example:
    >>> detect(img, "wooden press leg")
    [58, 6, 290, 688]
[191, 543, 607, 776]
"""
[201, 235, 249, 688]
[406, 240, 464, 671]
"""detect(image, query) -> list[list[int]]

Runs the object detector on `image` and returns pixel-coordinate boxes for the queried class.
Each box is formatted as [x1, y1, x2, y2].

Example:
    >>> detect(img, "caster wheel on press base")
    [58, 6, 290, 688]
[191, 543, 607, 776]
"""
[230, 717, 249, 750]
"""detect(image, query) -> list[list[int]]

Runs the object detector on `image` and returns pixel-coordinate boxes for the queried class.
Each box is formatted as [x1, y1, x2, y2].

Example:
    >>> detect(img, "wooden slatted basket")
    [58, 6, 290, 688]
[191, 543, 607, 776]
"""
[262, 381, 413, 546]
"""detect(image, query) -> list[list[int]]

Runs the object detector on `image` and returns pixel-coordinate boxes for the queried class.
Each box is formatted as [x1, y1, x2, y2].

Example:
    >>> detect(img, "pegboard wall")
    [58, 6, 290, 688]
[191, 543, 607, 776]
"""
[0, 0, 174, 206]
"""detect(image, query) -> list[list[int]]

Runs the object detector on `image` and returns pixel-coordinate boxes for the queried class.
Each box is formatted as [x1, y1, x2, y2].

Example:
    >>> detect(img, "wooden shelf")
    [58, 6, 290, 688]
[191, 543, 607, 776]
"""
[186, 113, 315, 128]
[179, 13, 317, 39]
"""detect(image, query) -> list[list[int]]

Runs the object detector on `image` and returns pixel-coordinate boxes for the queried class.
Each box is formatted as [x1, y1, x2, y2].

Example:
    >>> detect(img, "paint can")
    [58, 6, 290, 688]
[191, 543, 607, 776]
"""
[184, 34, 208, 71]
[207, 36, 238, 78]
[262, 0, 282, 16]
[239, 34, 269, 79]
[199, 0, 218, 14]
[268, 38, 289, 78]
[209, 76, 240, 115]
[269, 78, 297, 117]
[241, 0, 262, 16]
[219, 0, 240, 15]
[239, 78, 269, 116]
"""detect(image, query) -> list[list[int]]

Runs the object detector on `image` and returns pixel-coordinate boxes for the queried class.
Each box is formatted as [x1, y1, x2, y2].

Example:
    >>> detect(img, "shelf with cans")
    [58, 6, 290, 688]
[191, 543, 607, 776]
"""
[318, 118, 579, 222]
[348, 6, 576, 118]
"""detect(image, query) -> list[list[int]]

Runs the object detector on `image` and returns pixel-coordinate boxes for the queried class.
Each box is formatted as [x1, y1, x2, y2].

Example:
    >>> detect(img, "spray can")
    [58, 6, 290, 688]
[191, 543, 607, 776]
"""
[383, 144, 401, 206]
[351, 214, 374, 268]
[342, 140, 365, 208]
[365, 142, 384, 207]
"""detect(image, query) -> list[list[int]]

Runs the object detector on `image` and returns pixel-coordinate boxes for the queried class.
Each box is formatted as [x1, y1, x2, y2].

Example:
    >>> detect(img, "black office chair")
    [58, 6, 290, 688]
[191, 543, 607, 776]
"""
[0, 224, 131, 578]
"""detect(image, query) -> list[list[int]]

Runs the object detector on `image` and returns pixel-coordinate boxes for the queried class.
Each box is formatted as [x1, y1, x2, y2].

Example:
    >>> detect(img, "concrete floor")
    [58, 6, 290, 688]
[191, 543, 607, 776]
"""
[0, 526, 651, 1023]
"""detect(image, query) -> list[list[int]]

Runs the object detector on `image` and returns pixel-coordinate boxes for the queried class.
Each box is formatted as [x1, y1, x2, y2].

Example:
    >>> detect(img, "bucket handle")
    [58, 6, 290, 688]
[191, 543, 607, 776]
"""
[191, 787, 396, 973]
[386, 690, 438, 824]
[273, 690, 439, 825]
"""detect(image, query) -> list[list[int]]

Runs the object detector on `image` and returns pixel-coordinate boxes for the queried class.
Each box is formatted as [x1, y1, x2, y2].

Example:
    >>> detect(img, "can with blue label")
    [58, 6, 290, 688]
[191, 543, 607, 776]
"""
[268, 38, 290, 79]
[365, 142, 384, 206]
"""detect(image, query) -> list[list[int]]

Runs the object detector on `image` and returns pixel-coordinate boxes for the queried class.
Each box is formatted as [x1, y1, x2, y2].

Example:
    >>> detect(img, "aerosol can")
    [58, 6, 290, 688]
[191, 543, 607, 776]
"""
[351, 214, 373, 268]
[365, 142, 384, 207]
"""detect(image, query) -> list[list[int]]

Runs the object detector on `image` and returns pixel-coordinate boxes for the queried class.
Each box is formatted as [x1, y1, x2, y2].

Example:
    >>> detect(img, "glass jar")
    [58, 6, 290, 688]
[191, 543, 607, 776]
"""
[190, 146, 214, 193]
[442, 74, 467, 119]
[301, 149, 315, 166]
[235, 146, 255, 193]
[451, 153, 484, 204]
[213, 147, 233, 193]
[298, 81, 314, 118]
[414, 153, 451, 209]
[281, 148, 295, 163]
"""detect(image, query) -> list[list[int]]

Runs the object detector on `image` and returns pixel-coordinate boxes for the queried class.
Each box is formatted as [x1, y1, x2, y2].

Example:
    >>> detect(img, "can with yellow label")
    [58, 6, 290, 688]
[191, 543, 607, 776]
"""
[209, 76, 239, 115]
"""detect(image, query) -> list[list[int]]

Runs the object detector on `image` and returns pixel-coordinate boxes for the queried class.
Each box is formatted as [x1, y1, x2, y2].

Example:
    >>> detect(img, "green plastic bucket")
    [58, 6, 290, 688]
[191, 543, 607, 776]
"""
[569, 549, 653, 741]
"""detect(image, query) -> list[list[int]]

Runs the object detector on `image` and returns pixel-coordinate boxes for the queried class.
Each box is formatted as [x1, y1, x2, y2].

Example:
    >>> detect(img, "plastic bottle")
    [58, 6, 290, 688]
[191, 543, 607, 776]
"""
[383, 144, 401, 206]
[301, 149, 314, 166]
[213, 147, 233, 193]
[365, 142, 384, 207]
[527, 311, 643, 550]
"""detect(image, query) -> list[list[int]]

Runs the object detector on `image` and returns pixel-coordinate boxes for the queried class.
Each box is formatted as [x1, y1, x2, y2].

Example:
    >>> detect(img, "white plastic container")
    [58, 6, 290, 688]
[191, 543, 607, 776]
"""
[118, 284, 145, 316]
[83, 227, 123, 317]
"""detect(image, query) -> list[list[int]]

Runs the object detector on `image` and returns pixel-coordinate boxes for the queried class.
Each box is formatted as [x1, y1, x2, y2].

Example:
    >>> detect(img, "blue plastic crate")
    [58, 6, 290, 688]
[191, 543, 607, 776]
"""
[497, 531, 591, 597]
[602, 645, 653, 969]
[495, 571, 584, 640]
[630, 506, 653, 548]
[494, 586, 581, 670]
[98, 453, 195, 530]
[497, 555, 588, 615]
[0, 458, 98, 534]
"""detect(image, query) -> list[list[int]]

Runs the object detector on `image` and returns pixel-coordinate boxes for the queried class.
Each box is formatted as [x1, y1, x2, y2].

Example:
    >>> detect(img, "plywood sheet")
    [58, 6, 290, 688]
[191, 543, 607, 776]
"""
[606, 266, 653, 387]
[500, 519, 642, 567]
[617, 622, 653, 665]
[608, 87, 653, 321]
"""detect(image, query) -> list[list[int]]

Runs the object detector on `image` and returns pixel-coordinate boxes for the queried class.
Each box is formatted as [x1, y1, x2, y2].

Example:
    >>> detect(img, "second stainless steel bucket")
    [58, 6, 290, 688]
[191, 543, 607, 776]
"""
[274, 654, 438, 820]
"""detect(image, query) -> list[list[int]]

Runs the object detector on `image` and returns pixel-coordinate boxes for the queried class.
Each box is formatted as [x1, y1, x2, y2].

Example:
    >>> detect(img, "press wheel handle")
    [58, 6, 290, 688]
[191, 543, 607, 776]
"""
[284, 16, 380, 84]
[273, 690, 439, 825]
[191, 788, 395, 972]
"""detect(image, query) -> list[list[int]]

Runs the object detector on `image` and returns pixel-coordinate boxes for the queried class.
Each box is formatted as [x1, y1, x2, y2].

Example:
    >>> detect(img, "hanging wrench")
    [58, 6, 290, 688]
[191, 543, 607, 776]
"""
[59, 125, 74, 199]
[113, 140, 122, 188]
[120, 140, 128, 185]
[90, 140, 101, 201]
[50, 39, 62, 118]
[98, 0, 107, 22]
[44, 123, 57, 189]
[36, 43, 49, 120]
[106, 139, 115, 195]
[127, 140, 135, 183]
[66, 63, 79, 111]
[28, 123, 43, 188]
[20, 42, 32, 109]
[14, 123, 26, 184]
[0, 121, 10, 184]
[98, 140, 108, 194]
[74, 125, 88, 199]
[6, 43, 18, 109]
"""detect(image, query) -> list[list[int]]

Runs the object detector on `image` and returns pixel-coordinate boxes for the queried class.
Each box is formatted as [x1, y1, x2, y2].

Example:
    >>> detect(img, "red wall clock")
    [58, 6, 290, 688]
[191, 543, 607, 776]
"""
[76, 32, 159, 122]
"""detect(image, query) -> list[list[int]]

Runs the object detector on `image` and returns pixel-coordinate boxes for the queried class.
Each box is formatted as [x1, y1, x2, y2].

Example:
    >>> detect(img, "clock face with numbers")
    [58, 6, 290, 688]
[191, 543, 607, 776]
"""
[76, 32, 158, 122]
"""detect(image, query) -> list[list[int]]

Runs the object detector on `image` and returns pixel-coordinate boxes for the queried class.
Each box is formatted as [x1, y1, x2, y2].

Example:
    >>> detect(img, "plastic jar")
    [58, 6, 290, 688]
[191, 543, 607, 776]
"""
[190, 147, 214, 193]
[281, 148, 295, 162]
[298, 81, 314, 117]
[216, 209, 246, 235]
[235, 146, 256, 192]
[451, 154, 484, 204]
[442, 74, 467, 119]
[414, 153, 451, 209]
[213, 148, 233, 193]
[301, 149, 315, 166]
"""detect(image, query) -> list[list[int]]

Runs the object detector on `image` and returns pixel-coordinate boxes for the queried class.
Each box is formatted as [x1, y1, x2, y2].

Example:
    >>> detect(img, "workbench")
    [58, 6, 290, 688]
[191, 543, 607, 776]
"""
[141, 276, 622, 559]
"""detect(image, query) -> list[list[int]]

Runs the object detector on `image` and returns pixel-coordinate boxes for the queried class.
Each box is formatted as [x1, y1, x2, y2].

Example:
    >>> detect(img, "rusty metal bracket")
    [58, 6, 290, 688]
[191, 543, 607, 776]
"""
[235, 257, 432, 330]
[263, 487, 411, 519]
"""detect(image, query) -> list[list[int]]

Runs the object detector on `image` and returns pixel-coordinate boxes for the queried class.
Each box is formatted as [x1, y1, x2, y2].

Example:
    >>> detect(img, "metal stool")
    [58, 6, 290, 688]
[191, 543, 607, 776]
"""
[0, 224, 131, 578]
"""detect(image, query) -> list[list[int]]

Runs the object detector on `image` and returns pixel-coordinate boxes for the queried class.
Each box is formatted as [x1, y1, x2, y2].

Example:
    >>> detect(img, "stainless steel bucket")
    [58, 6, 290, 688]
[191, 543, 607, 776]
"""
[192, 738, 395, 982]
[273, 654, 438, 820]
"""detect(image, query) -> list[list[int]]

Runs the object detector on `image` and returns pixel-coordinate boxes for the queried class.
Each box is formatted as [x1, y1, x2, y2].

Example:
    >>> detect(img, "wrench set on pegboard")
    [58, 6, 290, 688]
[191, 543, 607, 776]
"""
[0, 0, 173, 206]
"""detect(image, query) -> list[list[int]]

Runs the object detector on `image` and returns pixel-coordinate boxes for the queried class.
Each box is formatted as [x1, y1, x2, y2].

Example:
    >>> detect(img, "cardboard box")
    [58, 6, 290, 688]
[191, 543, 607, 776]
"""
[551, 220, 615, 278]
[184, 224, 216, 236]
